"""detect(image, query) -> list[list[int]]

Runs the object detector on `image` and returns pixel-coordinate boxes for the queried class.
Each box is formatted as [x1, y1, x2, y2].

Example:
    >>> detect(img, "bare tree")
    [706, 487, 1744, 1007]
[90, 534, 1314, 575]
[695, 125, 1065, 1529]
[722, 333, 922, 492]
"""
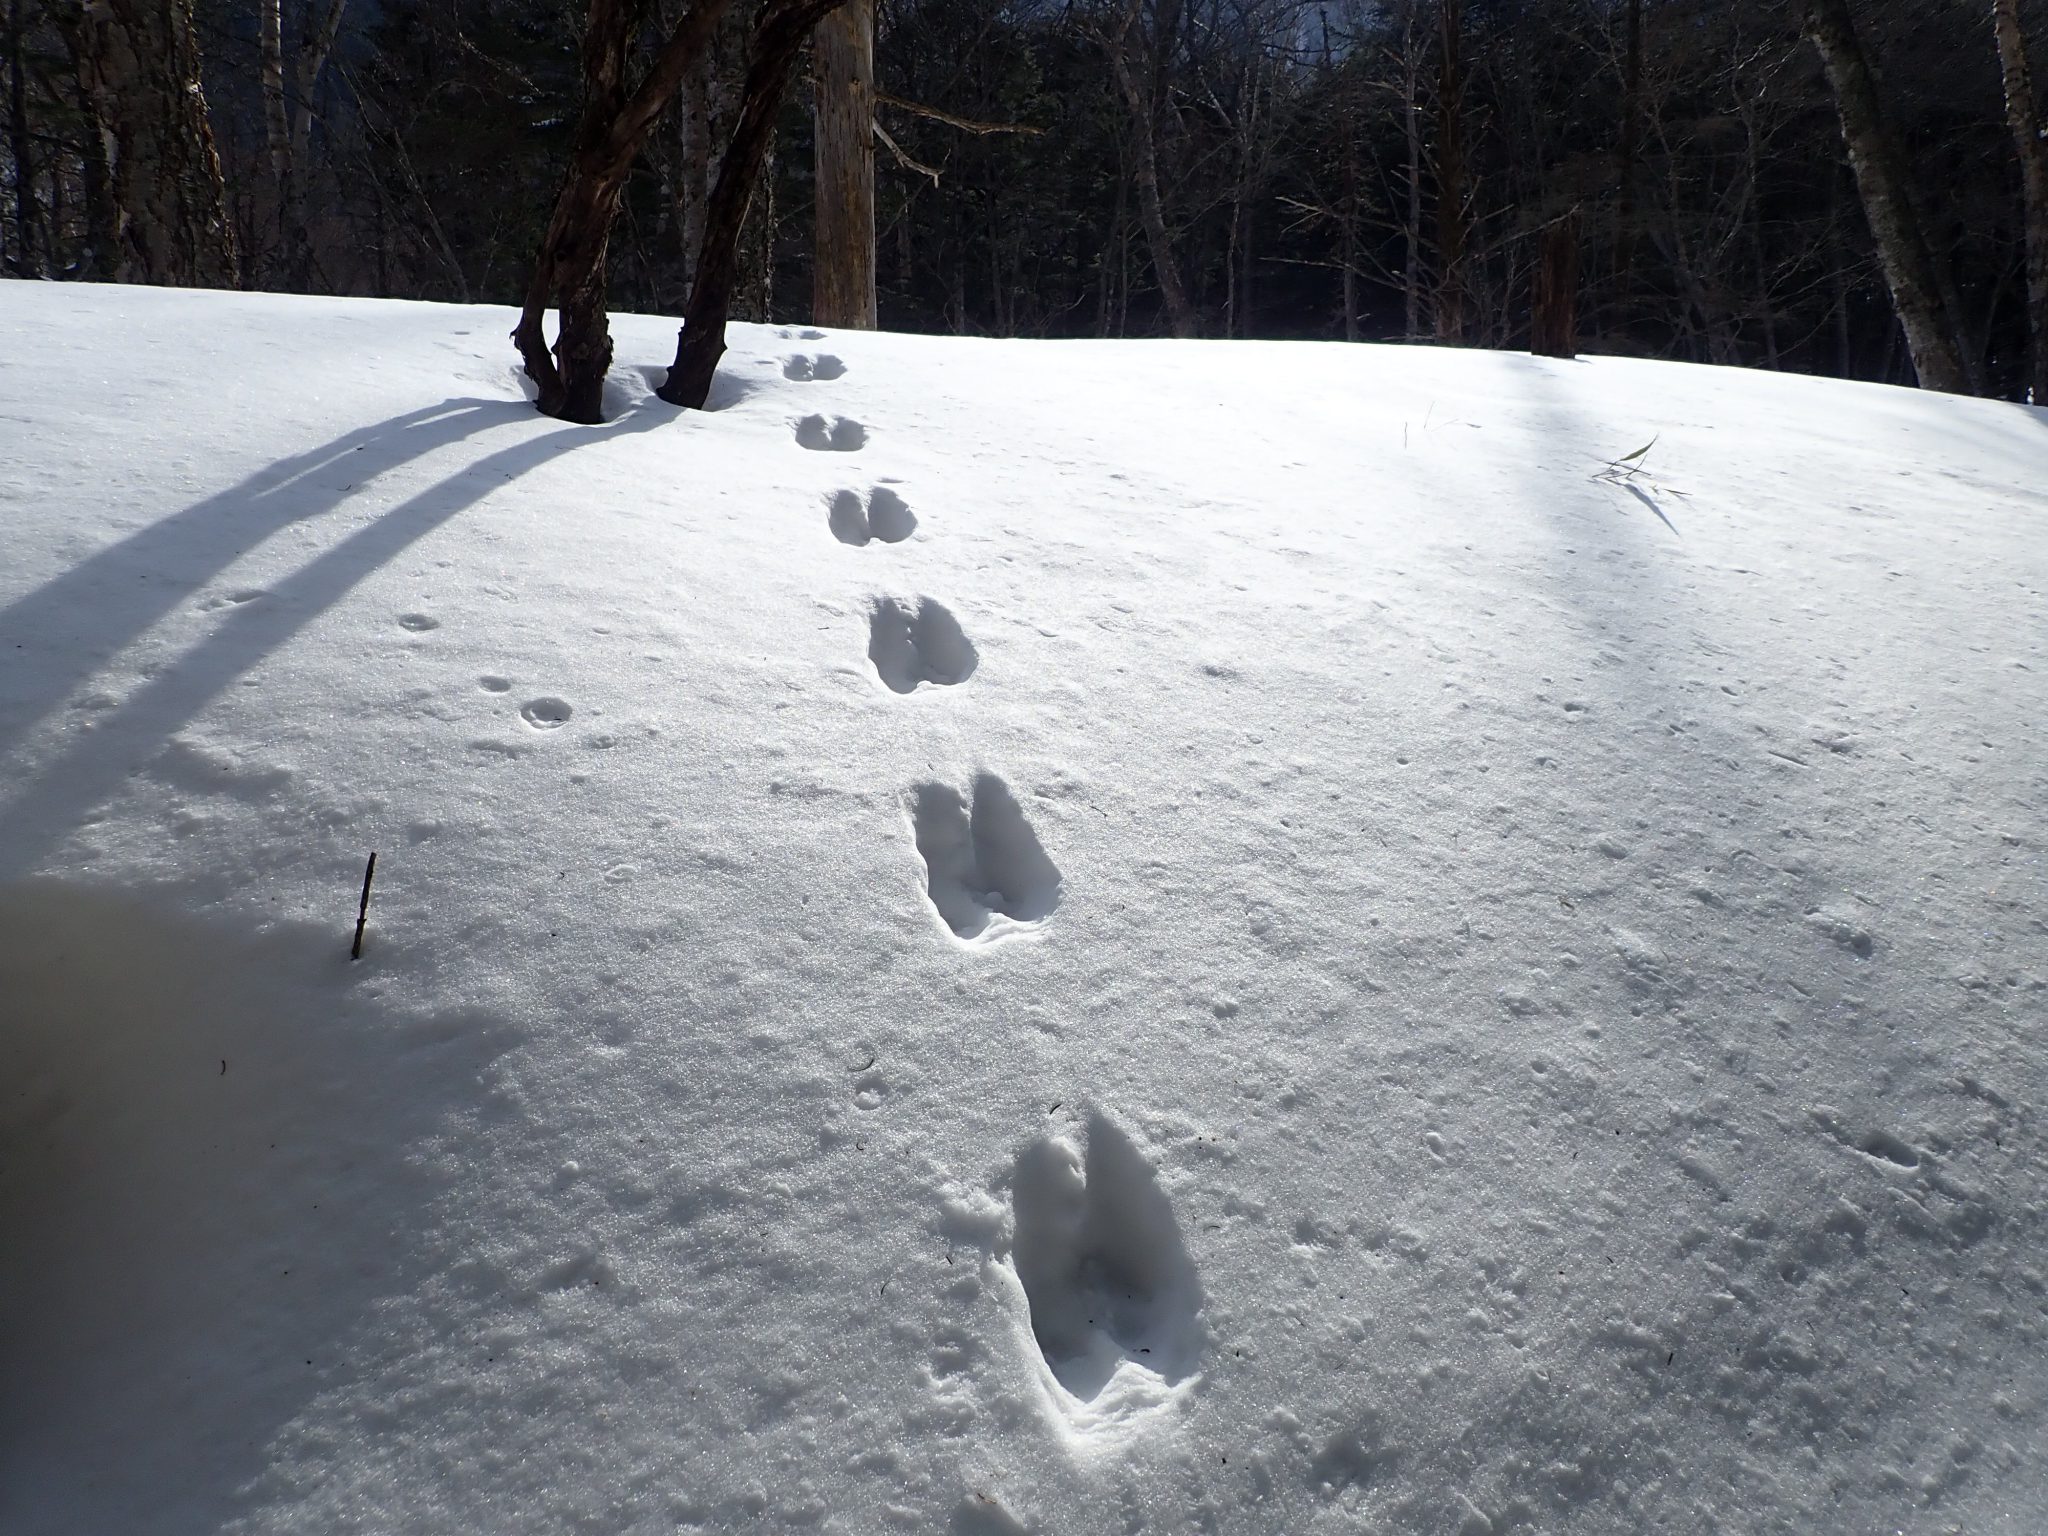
[259, 0, 290, 275]
[813, 0, 877, 326]
[1433, 0, 1469, 342]
[6, 0, 41, 275]
[661, 0, 856, 405]
[1615, 0, 1643, 299]
[513, 0, 736, 422]
[1531, 205, 1581, 358]
[1803, 0, 1968, 392]
[1991, 0, 2048, 401]
[61, 0, 238, 286]
[1104, 0, 1197, 337]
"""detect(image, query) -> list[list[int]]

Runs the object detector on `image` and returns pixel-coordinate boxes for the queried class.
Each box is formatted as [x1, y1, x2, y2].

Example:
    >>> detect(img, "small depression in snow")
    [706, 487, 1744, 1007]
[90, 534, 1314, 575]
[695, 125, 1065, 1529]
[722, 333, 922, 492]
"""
[521, 697, 574, 729]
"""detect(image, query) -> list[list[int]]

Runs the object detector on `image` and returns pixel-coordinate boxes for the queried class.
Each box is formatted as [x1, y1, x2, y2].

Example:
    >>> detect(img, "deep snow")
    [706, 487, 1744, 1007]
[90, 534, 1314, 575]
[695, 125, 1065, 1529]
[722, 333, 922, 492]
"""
[1, 282, 2044, 1534]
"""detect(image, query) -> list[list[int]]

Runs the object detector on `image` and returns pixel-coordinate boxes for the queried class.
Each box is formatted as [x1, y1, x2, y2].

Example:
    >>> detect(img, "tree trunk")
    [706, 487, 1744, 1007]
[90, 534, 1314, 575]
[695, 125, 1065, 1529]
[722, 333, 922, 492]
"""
[260, 0, 290, 276]
[512, 0, 733, 422]
[1992, 0, 2048, 402]
[1803, 0, 1969, 392]
[661, 0, 855, 408]
[6, 0, 41, 276]
[1108, 0, 1196, 338]
[1401, 3, 1423, 340]
[1614, 0, 1642, 303]
[287, 0, 348, 287]
[1531, 207, 1581, 358]
[1434, 0, 1469, 342]
[675, 37, 713, 299]
[812, 0, 876, 327]
[1341, 88, 1359, 342]
[67, 0, 239, 287]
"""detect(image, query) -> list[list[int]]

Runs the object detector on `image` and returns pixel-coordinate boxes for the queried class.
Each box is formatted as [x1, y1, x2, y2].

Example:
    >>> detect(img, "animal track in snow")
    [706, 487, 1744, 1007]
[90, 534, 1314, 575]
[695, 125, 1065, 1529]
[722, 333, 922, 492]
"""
[1809, 1106, 1923, 1169]
[869, 597, 976, 692]
[521, 697, 573, 729]
[1007, 1113, 1203, 1431]
[911, 774, 1059, 942]
[198, 588, 265, 612]
[828, 487, 916, 546]
[795, 414, 866, 451]
[398, 612, 440, 632]
[478, 675, 513, 693]
[783, 354, 847, 381]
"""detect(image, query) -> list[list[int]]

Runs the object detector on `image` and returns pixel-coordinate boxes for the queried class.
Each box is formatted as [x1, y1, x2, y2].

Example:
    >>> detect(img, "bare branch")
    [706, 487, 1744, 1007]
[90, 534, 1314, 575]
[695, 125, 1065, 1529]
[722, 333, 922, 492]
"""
[874, 119, 941, 185]
[874, 90, 1044, 137]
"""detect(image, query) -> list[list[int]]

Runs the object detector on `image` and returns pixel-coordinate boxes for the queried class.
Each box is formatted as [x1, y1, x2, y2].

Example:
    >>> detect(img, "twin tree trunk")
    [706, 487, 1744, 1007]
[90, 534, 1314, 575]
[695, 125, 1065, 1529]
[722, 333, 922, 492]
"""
[813, 0, 876, 328]
[517, 0, 851, 422]
[1803, 0, 1968, 393]
[66, 0, 237, 287]
[1991, 0, 2048, 403]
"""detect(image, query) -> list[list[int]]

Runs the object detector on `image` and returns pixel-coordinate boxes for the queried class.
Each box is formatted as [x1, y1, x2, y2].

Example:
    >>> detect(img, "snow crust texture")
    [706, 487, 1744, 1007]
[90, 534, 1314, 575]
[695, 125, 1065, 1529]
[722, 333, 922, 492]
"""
[1, 286, 2045, 1535]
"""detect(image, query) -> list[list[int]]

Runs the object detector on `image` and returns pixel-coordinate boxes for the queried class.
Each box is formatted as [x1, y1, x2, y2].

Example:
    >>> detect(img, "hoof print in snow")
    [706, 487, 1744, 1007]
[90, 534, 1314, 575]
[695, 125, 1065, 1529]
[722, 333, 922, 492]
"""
[796, 413, 865, 451]
[829, 487, 916, 546]
[870, 596, 975, 692]
[912, 774, 1058, 942]
[1009, 1114, 1202, 1428]
[521, 697, 573, 729]
[784, 353, 847, 381]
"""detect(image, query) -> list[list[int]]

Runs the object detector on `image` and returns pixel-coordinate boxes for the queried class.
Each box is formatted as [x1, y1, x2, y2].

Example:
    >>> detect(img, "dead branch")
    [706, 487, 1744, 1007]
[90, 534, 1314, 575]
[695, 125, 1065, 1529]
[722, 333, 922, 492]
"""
[874, 90, 1044, 137]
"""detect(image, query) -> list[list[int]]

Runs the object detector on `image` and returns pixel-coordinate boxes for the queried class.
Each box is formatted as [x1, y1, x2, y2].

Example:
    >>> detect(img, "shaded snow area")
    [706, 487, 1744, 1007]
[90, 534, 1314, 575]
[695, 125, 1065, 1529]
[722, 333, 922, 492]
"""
[1, 283, 2045, 1534]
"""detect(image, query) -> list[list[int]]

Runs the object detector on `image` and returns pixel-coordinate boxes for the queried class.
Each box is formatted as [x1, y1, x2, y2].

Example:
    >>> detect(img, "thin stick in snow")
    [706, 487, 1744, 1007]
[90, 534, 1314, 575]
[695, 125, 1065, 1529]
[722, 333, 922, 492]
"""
[351, 851, 378, 960]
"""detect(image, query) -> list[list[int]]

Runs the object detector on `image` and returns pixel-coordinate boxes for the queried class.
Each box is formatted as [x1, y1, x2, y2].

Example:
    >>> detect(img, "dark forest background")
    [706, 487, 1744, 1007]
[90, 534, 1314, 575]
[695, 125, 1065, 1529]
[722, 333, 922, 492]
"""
[4, 0, 2044, 399]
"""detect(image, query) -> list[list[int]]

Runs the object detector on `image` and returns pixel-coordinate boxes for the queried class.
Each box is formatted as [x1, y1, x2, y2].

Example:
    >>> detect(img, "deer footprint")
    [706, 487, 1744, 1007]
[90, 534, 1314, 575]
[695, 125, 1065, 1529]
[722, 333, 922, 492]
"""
[830, 487, 916, 546]
[784, 354, 847, 381]
[796, 413, 865, 451]
[910, 773, 1059, 942]
[1008, 1114, 1203, 1430]
[869, 596, 975, 692]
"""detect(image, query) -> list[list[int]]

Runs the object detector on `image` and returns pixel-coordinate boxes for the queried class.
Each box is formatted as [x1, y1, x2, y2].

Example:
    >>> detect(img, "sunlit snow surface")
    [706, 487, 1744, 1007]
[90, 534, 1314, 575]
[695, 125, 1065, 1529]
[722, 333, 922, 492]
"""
[1, 283, 2044, 1533]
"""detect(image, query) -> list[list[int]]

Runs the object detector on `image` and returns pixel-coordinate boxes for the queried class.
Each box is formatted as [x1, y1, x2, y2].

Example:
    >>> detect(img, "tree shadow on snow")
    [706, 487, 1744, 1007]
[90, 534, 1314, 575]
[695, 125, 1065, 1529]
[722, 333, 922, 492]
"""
[0, 878, 519, 1533]
[0, 395, 667, 876]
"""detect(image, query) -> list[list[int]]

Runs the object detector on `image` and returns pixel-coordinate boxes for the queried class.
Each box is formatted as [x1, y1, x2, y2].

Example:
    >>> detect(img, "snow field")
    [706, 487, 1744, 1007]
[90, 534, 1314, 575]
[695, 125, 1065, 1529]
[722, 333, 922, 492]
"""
[0, 283, 2045, 1533]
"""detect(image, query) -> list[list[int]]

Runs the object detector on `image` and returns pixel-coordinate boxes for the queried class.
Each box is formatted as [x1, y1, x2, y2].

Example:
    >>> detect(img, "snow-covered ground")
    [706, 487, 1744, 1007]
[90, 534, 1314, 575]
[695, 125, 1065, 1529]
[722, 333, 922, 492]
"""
[1, 282, 2044, 1534]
